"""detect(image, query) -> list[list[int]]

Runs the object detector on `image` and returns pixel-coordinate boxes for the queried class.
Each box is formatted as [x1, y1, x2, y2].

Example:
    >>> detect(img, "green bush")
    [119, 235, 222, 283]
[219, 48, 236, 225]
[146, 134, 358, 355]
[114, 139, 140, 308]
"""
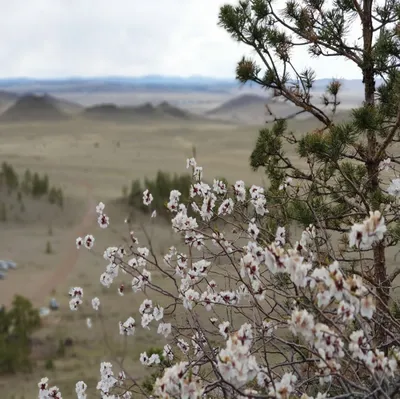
[0, 162, 19, 193]
[32, 172, 50, 198]
[141, 347, 172, 395]
[1, 164, 64, 210]
[43, 174, 49, 194]
[48, 187, 57, 204]
[127, 171, 192, 218]
[48, 187, 64, 209]
[0, 295, 41, 374]
[45, 241, 53, 254]
[45, 359, 55, 370]
[56, 339, 66, 357]
[21, 169, 32, 194]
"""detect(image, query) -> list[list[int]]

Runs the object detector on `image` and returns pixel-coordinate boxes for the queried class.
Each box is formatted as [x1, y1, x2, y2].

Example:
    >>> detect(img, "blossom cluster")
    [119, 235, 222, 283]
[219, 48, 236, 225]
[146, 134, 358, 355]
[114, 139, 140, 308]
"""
[37, 158, 400, 399]
[153, 361, 204, 399]
[68, 286, 83, 311]
[96, 362, 131, 398]
[217, 323, 258, 387]
[349, 210, 387, 250]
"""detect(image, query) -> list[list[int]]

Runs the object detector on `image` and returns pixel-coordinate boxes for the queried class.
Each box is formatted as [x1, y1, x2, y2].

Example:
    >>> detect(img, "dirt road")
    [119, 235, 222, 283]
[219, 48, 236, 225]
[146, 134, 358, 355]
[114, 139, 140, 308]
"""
[0, 182, 96, 308]
[31, 181, 96, 307]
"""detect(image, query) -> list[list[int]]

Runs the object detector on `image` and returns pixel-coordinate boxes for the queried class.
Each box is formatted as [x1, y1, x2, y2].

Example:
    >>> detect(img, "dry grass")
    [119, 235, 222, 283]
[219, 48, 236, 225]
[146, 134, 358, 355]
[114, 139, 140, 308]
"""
[0, 112, 398, 398]
[0, 117, 267, 398]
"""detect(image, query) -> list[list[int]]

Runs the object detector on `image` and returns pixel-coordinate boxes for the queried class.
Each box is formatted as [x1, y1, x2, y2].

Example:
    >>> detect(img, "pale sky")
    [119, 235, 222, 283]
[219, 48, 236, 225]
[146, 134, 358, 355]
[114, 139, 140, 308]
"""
[0, 0, 362, 79]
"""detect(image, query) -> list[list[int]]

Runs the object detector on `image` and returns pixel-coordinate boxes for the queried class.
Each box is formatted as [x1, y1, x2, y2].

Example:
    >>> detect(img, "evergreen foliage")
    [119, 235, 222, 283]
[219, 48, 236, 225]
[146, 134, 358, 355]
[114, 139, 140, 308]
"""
[128, 171, 192, 218]
[0, 295, 41, 374]
[218, 0, 400, 343]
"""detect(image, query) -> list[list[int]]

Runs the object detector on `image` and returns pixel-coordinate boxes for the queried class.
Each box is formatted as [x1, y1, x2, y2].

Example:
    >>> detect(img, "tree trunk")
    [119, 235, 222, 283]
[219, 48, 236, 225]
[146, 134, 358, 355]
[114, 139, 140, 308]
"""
[362, 0, 390, 346]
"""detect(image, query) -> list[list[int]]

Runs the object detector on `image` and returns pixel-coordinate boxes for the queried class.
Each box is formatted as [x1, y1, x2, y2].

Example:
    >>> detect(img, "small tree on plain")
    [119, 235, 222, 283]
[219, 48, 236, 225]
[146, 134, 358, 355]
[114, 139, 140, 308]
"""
[21, 169, 32, 194]
[45, 241, 53, 254]
[0, 295, 40, 374]
[31, 173, 41, 197]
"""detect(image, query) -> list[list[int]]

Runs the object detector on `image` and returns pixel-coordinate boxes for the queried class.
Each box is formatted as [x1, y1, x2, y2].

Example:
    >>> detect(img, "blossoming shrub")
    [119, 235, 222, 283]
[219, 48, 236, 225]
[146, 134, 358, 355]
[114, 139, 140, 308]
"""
[38, 158, 400, 399]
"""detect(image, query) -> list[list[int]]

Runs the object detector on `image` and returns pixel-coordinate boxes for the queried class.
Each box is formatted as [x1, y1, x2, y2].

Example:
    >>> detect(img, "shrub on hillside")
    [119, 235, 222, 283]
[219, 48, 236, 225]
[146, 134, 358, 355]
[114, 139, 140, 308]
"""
[45, 241, 53, 254]
[0, 295, 40, 374]
[127, 171, 192, 217]
[0, 162, 19, 193]
[2, 165, 63, 208]
[32, 172, 49, 198]
[141, 347, 172, 395]
[21, 169, 32, 194]
[48, 187, 64, 208]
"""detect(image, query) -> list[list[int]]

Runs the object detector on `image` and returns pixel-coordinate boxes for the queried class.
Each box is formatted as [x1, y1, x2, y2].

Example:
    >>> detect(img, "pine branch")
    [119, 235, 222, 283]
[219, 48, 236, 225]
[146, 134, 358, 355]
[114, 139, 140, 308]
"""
[351, 0, 364, 22]
[268, 2, 363, 65]
[334, 161, 371, 213]
[375, 107, 400, 161]
[389, 267, 400, 283]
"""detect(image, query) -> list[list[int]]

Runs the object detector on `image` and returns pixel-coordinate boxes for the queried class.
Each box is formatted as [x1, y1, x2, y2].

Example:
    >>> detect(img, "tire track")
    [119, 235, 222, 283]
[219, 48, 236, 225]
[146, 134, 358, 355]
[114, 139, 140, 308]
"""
[32, 181, 96, 307]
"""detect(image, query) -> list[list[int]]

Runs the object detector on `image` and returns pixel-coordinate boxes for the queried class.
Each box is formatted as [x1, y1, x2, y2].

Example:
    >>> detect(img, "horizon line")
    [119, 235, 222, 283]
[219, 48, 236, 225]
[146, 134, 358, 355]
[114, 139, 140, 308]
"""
[0, 75, 365, 82]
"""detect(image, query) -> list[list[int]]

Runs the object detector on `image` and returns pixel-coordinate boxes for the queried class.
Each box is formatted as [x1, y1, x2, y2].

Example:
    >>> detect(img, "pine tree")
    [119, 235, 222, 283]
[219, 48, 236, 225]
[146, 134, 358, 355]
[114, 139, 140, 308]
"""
[42, 174, 49, 194]
[31, 172, 40, 197]
[219, 0, 400, 345]
[1, 162, 18, 193]
[21, 169, 32, 194]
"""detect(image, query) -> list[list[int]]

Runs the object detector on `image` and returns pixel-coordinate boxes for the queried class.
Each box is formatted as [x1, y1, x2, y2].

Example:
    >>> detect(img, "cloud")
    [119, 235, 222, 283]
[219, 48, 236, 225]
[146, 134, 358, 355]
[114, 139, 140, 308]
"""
[0, 0, 361, 79]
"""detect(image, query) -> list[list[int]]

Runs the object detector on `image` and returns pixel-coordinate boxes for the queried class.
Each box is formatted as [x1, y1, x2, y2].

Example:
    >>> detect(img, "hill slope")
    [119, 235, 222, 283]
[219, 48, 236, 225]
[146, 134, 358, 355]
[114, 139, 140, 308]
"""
[82, 102, 170, 122]
[0, 94, 70, 122]
[0, 91, 19, 114]
[205, 94, 275, 125]
[206, 94, 270, 115]
[206, 94, 322, 125]
[157, 101, 192, 119]
[41, 94, 83, 115]
[82, 101, 209, 123]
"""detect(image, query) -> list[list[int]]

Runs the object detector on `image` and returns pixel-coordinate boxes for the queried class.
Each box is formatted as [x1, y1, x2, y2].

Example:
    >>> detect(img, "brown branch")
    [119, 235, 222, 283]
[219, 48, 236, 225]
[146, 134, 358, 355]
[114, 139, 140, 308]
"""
[375, 107, 400, 161]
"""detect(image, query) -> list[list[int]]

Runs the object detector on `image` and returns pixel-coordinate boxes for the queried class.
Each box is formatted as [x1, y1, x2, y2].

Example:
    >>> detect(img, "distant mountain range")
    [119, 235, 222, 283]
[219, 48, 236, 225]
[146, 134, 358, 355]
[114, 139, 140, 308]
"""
[0, 76, 374, 94]
[0, 90, 361, 126]
[0, 93, 213, 124]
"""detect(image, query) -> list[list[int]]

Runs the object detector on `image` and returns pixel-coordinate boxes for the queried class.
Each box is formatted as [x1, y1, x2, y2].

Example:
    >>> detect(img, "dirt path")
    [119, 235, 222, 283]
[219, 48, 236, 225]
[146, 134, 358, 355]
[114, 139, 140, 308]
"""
[31, 181, 96, 308]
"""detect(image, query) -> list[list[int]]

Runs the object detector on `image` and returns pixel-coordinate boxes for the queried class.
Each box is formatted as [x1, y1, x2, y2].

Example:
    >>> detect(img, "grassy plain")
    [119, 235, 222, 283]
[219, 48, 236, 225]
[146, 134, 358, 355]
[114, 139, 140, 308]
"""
[0, 116, 266, 397]
[0, 107, 397, 398]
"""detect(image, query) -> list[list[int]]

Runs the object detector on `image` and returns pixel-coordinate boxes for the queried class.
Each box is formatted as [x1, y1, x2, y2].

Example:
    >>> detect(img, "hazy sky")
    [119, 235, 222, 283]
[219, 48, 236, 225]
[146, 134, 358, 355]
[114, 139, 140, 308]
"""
[0, 0, 362, 79]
